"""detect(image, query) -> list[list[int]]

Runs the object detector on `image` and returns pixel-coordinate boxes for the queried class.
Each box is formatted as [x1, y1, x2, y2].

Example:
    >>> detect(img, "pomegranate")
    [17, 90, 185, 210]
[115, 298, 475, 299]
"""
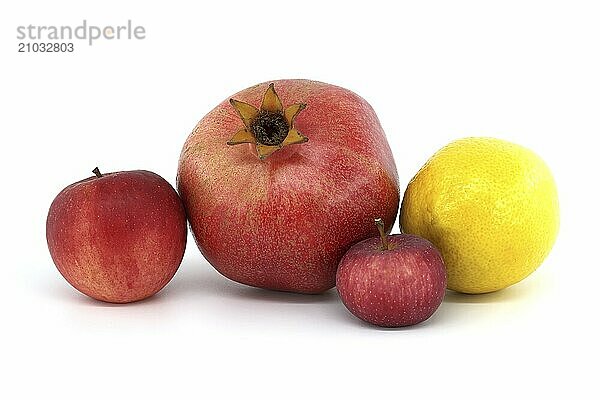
[177, 80, 399, 293]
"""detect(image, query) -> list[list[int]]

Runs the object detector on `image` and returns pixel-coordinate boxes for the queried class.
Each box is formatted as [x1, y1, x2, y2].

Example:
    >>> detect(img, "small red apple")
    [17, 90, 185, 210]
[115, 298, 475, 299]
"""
[46, 168, 187, 303]
[336, 219, 446, 327]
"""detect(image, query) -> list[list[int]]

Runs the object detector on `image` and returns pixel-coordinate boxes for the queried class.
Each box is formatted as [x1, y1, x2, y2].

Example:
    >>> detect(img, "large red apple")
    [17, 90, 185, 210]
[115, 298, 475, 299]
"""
[46, 168, 187, 303]
[177, 80, 399, 293]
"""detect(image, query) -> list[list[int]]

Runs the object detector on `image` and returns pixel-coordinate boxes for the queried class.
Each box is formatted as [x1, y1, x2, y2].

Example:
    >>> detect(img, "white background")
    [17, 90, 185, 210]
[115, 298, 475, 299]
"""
[1, 1, 598, 398]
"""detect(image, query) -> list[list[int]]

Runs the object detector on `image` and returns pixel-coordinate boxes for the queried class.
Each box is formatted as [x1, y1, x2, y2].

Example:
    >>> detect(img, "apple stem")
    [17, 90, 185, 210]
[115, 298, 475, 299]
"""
[375, 218, 390, 251]
[92, 167, 102, 178]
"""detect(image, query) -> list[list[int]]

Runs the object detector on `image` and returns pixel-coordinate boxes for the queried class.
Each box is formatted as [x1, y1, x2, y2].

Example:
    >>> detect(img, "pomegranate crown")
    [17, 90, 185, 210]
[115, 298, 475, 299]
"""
[227, 83, 308, 160]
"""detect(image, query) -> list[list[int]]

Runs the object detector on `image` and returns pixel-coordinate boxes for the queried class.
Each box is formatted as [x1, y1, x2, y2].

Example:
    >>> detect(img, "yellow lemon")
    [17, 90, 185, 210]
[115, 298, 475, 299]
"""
[400, 137, 559, 294]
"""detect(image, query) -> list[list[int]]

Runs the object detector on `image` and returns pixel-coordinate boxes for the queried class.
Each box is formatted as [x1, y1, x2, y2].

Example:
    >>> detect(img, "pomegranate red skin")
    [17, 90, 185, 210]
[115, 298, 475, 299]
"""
[46, 170, 187, 303]
[178, 80, 399, 294]
[336, 234, 447, 327]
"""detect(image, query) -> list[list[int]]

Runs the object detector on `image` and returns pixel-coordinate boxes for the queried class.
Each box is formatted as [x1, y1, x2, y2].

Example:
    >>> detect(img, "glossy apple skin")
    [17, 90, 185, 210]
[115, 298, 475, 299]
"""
[177, 80, 399, 294]
[336, 234, 446, 327]
[46, 170, 187, 303]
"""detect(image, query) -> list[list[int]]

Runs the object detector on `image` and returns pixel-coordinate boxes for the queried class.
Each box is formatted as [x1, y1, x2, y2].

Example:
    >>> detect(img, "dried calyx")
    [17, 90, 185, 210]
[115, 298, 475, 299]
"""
[227, 83, 308, 160]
